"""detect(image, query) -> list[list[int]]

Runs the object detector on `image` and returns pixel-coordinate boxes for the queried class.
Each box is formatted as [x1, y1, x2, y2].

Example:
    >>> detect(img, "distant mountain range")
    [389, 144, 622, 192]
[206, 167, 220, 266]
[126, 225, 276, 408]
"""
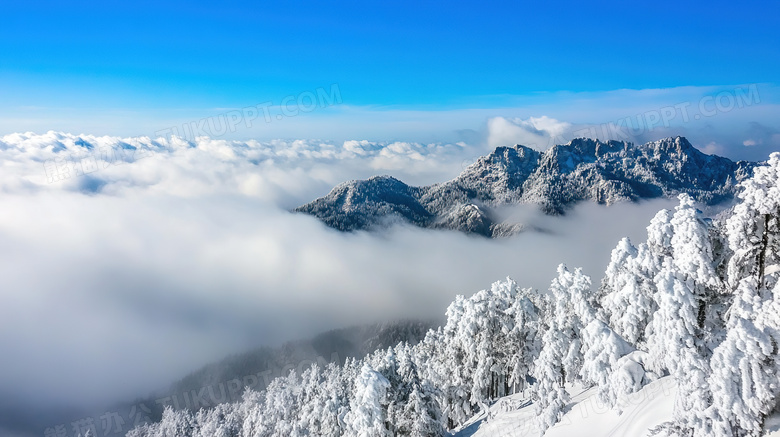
[142, 319, 437, 422]
[295, 137, 756, 237]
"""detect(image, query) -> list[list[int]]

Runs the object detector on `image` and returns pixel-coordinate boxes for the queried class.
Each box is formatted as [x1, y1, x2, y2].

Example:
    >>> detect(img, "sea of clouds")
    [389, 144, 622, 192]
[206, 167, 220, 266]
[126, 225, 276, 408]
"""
[0, 127, 731, 419]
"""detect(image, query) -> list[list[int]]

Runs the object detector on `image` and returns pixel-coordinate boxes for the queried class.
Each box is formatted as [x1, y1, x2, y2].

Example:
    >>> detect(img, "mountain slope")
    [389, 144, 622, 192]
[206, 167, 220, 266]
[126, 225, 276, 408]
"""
[295, 137, 755, 237]
[452, 378, 678, 437]
[453, 378, 780, 437]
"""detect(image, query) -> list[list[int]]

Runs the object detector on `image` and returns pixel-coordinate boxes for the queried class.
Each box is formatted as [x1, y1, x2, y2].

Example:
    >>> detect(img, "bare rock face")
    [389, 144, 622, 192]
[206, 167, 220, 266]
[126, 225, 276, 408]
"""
[295, 137, 755, 237]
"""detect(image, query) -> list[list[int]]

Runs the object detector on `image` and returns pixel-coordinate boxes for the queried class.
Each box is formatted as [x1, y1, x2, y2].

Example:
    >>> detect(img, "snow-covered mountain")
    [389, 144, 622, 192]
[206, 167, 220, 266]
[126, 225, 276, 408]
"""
[295, 137, 755, 237]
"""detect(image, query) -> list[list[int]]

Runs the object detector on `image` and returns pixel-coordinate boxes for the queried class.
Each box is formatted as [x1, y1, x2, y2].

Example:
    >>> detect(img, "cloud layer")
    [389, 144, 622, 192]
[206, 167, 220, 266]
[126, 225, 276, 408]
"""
[0, 132, 691, 414]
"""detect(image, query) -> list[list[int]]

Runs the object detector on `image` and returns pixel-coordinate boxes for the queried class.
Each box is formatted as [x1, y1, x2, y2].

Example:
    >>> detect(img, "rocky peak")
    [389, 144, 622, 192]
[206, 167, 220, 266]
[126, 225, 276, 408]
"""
[295, 137, 757, 237]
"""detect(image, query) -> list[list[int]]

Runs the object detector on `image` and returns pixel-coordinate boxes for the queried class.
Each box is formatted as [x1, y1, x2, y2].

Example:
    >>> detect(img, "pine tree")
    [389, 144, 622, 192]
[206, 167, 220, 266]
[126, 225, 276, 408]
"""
[260, 370, 301, 437]
[600, 237, 638, 319]
[533, 305, 571, 434]
[580, 318, 634, 406]
[405, 386, 444, 437]
[726, 152, 780, 292]
[642, 194, 724, 435]
[296, 364, 331, 436]
[709, 278, 776, 437]
[602, 238, 658, 348]
[156, 406, 195, 437]
[438, 294, 475, 428]
[550, 264, 591, 382]
[533, 264, 593, 433]
[647, 264, 713, 436]
[236, 389, 267, 437]
[391, 345, 444, 437]
[464, 279, 517, 404]
[670, 193, 723, 329]
[707, 155, 780, 436]
[193, 403, 241, 437]
[506, 287, 541, 395]
[345, 364, 391, 437]
[646, 208, 674, 259]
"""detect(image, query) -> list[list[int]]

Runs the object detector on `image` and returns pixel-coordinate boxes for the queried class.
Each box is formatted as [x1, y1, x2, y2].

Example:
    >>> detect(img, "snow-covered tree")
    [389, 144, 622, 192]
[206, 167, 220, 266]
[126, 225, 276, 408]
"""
[575, 251, 639, 406]
[671, 193, 724, 329]
[533, 301, 571, 434]
[236, 389, 267, 437]
[709, 277, 776, 437]
[726, 152, 780, 292]
[647, 264, 713, 435]
[461, 280, 514, 404]
[704, 157, 780, 436]
[345, 364, 391, 437]
[428, 277, 529, 427]
[544, 264, 592, 383]
[599, 237, 639, 316]
[156, 406, 196, 437]
[601, 238, 658, 348]
[258, 370, 302, 437]
[533, 264, 594, 433]
[647, 195, 721, 354]
[193, 403, 240, 437]
[322, 362, 353, 436]
[605, 350, 660, 414]
[296, 363, 347, 437]
[437, 294, 476, 428]
[633, 198, 716, 436]
[402, 386, 443, 437]
[580, 318, 634, 406]
[391, 343, 444, 436]
[506, 287, 541, 395]
[646, 208, 674, 259]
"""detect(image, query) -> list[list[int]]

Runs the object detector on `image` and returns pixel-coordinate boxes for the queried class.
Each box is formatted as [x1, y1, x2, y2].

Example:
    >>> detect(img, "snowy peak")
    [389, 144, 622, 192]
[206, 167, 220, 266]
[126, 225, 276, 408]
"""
[295, 175, 434, 232]
[457, 145, 541, 192]
[642, 135, 695, 155]
[295, 137, 756, 236]
[463, 144, 541, 175]
[329, 175, 413, 211]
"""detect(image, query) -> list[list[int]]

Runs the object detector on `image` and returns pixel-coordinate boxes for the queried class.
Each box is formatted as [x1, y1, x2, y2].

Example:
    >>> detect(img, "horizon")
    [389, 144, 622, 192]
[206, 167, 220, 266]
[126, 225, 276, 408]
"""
[2, 83, 778, 163]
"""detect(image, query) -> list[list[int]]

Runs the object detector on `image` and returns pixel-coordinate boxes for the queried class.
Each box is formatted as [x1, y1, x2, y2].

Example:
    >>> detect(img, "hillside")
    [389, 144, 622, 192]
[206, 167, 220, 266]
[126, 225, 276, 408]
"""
[454, 378, 780, 437]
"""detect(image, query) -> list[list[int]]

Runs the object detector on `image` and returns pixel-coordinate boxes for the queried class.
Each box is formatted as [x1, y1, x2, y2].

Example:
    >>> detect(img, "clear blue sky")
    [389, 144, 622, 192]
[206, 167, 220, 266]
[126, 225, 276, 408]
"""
[1, 0, 778, 143]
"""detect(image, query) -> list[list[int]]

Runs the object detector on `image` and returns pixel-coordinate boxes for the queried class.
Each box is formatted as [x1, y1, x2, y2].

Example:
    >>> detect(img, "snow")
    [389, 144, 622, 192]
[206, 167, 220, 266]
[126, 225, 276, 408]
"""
[453, 377, 677, 437]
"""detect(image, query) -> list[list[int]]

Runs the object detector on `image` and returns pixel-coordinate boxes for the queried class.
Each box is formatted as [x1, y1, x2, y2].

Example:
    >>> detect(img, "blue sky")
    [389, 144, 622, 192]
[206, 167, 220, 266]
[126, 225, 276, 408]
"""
[1, 0, 779, 156]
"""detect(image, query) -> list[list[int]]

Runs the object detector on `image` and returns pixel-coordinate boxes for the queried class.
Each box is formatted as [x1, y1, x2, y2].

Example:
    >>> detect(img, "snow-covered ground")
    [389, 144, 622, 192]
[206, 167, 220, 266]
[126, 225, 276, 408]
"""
[454, 377, 676, 437]
[454, 376, 780, 437]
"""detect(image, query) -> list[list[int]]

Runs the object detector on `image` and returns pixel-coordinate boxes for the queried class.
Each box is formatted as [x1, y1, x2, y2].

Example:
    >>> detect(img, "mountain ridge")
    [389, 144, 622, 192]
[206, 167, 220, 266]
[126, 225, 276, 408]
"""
[295, 137, 756, 237]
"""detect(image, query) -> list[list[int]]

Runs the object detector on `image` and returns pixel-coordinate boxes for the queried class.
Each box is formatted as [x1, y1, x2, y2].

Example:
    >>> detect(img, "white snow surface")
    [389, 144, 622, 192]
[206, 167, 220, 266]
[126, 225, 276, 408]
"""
[454, 376, 780, 437]
[453, 377, 678, 437]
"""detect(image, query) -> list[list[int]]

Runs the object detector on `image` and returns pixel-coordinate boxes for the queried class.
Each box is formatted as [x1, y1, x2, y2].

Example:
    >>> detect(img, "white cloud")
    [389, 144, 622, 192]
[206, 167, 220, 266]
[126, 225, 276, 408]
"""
[0, 132, 482, 207]
[486, 116, 572, 150]
[700, 141, 727, 155]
